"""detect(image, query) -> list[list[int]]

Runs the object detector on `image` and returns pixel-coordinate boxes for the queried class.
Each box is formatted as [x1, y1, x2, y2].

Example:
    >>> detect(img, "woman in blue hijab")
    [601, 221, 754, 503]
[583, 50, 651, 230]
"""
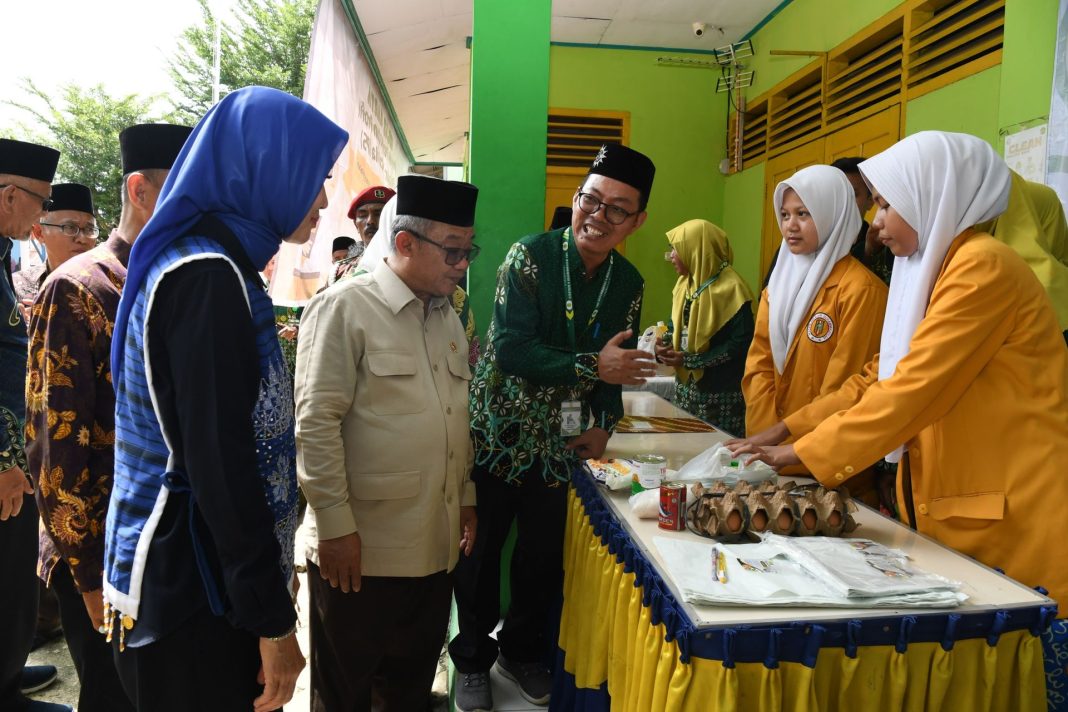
[103, 86, 347, 712]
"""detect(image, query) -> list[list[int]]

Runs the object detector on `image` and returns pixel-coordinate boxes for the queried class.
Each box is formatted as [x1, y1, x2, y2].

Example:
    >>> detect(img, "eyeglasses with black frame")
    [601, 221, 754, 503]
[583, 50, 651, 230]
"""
[39, 222, 99, 239]
[0, 184, 53, 211]
[405, 229, 480, 266]
[576, 191, 638, 226]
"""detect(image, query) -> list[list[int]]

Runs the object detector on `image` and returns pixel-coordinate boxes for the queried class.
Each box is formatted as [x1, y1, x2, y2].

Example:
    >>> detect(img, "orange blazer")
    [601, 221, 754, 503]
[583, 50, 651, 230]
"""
[743, 256, 887, 440]
[787, 230, 1068, 608]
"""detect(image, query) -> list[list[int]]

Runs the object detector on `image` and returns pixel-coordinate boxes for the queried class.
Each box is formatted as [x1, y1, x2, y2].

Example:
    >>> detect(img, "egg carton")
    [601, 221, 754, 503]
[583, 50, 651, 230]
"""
[685, 479, 858, 540]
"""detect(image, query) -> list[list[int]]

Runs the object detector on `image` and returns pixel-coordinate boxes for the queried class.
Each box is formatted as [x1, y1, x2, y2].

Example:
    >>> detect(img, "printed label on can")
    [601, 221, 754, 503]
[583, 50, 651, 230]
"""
[636, 454, 666, 490]
[659, 482, 687, 531]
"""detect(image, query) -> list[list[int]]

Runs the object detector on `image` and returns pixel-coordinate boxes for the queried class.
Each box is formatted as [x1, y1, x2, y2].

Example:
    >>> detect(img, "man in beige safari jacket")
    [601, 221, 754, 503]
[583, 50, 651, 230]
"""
[295, 174, 479, 711]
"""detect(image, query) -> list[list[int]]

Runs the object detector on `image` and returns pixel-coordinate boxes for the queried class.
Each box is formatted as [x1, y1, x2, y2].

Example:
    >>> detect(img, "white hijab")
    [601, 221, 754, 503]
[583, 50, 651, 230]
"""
[767, 165, 861, 373]
[356, 193, 398, 271]
[858, 131, 1010, 461]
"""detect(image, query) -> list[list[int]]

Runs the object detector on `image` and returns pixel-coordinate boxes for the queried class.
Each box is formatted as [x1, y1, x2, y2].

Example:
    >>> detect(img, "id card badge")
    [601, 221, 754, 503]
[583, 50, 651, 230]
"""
[680, 327, 689, 352]
[560, 400, 583, 437]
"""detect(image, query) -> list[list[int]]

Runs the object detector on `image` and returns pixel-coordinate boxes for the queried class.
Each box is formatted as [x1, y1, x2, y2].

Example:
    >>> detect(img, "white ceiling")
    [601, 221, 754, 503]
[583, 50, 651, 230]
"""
[353, 0, 783, 164]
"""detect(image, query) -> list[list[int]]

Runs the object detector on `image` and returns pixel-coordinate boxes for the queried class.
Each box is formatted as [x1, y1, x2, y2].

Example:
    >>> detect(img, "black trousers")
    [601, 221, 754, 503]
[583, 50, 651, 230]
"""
[0, 494, 39, 709]
[50, 563, 134, 712]
[307, 563, 451, 712]
[113, 607, 268, 712]
[449, 470, 569, 673]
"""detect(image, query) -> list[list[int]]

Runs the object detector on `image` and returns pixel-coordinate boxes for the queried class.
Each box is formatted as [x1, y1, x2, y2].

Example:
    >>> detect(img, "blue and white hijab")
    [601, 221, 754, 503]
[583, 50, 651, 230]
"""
[104, 86, 348, 624]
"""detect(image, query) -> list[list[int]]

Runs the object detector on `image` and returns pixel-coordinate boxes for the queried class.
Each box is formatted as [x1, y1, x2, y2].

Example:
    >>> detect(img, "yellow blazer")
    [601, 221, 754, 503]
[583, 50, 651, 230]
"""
[787, 230, 1068, 607]
[743, 256, 887, 438]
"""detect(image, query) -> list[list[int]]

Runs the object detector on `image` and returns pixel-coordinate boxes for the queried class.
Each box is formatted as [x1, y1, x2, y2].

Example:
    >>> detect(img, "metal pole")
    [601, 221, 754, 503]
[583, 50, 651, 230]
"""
[211, 4, 222, 104]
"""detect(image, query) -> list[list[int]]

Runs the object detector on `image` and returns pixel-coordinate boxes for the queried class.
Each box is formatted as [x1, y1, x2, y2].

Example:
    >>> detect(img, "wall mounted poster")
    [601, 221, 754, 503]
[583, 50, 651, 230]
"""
[1046, 0, 1068, 212]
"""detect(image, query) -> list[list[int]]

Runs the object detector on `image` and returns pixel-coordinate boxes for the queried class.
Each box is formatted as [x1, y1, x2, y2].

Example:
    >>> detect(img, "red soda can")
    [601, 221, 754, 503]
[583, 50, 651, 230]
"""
[659, 482, 687, 531]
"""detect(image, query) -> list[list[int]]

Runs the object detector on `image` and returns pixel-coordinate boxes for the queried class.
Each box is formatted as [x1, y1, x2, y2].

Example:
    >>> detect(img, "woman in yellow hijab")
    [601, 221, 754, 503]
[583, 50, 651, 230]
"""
[655, 219, 755, 434]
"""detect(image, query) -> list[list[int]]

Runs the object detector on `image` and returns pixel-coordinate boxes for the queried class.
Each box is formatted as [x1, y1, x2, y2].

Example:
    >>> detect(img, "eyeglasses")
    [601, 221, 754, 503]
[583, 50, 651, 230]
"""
[576, 191, 638, 226]
[0, 184, 53, 211]
[406, 229, 480, 266]
[39, 222, 99, 239]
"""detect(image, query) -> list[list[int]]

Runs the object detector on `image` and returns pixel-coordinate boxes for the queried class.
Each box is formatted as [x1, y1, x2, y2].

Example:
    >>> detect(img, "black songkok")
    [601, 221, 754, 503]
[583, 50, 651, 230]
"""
[332, 236, 357, 252]
[396, 174, 478, 227]
[550, 206, 573, 230]
[0, 139, 60, 182]
[47, 183, 95, 215]
[586, 143, 655, 208]
[119, 123, 193, 173]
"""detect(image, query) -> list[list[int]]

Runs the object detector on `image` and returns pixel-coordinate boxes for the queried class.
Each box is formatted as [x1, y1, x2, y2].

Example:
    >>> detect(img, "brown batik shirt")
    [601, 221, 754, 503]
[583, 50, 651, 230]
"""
[25, 232, 130, 592]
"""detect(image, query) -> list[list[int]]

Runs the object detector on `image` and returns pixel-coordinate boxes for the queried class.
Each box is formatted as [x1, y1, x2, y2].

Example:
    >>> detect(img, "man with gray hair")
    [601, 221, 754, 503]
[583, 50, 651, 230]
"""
[0, 137, 71, 712]
[296, 173, 479, 711]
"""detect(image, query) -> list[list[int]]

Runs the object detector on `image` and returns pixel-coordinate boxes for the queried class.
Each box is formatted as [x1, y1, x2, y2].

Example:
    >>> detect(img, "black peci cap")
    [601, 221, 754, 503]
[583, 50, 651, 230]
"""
[550, 206, 573, 230]
[332, 236, 356, 252]
[47, 183, 95, 215]
[395, 174, 478, 227]
[586, 143, 655, 208]
[0, 139, 60, 182]
[119, 123, 193, 174]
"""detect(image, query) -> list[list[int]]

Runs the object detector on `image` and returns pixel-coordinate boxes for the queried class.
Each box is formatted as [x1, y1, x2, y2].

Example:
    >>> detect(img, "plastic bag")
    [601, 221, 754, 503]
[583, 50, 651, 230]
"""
[675, 444, 776, 485]
[629, 488, 660, 519]
[636, 322, 667, 356]
[586, 458, 637, 491]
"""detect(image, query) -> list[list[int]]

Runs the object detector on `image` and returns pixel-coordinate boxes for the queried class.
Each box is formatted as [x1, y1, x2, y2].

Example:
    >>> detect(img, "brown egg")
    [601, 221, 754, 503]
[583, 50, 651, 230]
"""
[776, 510, 793, 532]
[751, 510, 768, 531]
[827, 510, 842, 528]
[726, 510, 743, 533]
[802, 509, 817, 531]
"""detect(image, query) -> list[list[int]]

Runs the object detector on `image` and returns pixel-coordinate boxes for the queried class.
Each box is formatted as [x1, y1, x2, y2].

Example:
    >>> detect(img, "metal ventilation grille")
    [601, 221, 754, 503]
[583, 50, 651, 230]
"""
[728, 98, 768, 170]
[826, 17, 904, 128]
[741, 99, 769, 164]
[906, 0, 1005, 92]
[547, 112, 627, 169]
[767, 64, 824, 154]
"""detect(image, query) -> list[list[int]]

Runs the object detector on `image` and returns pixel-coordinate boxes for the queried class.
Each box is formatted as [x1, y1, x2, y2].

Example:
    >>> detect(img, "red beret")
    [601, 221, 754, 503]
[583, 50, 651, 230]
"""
[347, 185, 395, 219]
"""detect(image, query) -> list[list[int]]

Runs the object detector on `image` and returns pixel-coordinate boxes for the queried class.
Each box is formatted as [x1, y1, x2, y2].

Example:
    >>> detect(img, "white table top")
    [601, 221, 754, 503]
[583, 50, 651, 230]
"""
[597, 392, 1053, 629]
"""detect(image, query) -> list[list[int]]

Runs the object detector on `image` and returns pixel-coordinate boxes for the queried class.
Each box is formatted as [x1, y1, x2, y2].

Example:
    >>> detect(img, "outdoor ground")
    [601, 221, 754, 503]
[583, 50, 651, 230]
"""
[24, 521, 547, 711]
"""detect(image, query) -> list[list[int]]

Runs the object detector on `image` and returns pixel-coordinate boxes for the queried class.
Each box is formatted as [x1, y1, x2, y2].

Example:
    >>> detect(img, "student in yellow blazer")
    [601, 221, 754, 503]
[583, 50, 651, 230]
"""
[730, 132, 1068, 706]
[742, 165, 887, 489]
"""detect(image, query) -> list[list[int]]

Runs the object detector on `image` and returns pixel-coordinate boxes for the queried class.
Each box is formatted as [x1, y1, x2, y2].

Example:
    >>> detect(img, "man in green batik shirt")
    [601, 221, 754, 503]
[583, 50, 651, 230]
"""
[450, 144, 657, 712]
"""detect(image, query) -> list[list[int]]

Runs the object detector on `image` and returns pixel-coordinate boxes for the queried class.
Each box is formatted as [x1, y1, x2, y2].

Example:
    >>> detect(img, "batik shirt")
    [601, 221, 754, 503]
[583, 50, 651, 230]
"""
[274, 305, 303, 376]
[470, 228, 643, 485]
[25, 232, 129, 592]
[0, 238, 28, 473]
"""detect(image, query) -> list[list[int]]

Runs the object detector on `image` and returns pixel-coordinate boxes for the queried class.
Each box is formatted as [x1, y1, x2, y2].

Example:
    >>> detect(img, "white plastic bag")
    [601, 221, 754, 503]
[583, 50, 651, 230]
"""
[636, 324, 660, 356]
[629, 488, 660, 519]
[675, 444, 776, 485]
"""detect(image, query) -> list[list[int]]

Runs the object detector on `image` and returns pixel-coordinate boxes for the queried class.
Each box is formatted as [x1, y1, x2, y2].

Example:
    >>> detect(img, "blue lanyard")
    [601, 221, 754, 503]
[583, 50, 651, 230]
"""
[562, 227, 613, 349]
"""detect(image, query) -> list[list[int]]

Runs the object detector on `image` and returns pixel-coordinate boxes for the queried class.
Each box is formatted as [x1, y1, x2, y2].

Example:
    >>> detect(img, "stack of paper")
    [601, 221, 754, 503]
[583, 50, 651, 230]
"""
[653, 534, 966, 608]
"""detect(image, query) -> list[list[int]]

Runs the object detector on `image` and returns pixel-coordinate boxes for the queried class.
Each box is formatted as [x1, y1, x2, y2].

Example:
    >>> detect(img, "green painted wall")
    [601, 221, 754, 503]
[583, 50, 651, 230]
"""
[905, 66, 1003, 147]
[468, 0, 551, 330]
[998, 0, 1059, 131]
[721, 162, 768, 293]
[746, 0, 900, 97]
[548, 46, 729, 329]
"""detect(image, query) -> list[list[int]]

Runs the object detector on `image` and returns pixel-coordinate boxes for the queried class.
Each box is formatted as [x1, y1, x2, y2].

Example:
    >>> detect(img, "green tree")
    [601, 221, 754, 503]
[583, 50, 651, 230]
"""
[168, 0, 317, 123]
[6, 81, 171, 231]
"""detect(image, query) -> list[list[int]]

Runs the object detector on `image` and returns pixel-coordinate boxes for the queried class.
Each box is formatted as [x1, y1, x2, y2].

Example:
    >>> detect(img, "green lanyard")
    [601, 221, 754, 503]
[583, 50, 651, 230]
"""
[562, 227, 613, 349]
[686, 261, 728, 304]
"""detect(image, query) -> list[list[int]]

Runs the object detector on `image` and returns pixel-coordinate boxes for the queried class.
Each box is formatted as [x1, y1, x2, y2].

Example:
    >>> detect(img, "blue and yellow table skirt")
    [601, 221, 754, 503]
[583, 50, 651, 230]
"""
[552, 471, 1056, 711]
